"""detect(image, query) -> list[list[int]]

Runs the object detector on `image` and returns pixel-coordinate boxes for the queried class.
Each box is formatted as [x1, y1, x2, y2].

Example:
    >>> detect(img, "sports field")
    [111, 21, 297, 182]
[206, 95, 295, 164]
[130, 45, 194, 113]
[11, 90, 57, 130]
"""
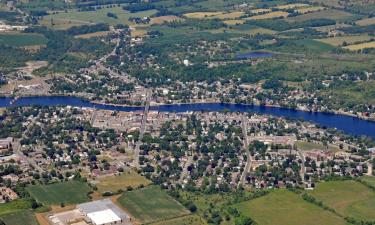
[118, 186, 190, 223]
[0, 210, 38, 225]
[27, 181, 92, 205]
[235, 189, 346, 225]
[0, 33, 47, 47]
[96, 170, 151, 193]
[310, 180, 375, 221]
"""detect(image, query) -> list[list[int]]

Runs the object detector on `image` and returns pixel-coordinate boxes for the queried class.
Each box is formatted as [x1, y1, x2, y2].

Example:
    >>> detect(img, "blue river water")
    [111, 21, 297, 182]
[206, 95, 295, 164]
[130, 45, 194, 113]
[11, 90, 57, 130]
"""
[0, 96, 375, 139]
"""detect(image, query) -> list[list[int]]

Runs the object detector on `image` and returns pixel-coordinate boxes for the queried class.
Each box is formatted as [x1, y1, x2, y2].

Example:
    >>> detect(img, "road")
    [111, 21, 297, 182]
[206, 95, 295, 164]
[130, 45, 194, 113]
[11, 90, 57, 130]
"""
[298, 150, 306, 182]
[13, 141, 44, 173]
[133, 90, 151, 168]
[239, 115, 252, 187]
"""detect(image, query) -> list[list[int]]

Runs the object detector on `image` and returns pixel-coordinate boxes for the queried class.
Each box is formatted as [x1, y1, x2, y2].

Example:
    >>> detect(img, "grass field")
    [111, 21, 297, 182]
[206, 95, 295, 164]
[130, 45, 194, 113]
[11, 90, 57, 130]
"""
[275, 3, 309, 9]
[361, 176, 375, 188]
[235, 189, 346, 225]
[310, 180, 375, 221]
[250, 8, 271, 14]
[183, 11, 223, 19]
[246, 11, 289, 20]
[296, 141, 340, 151]
[96, 170, 151, 193]
[316, 35, 374, 46]
[344, 41, 375, 51]
[150, 15, 183, 25]
[118, 186, 189, 223]
[296, 6, 326, 14]
[223, 19, 245, 25]
[0, 33, 47, 47]
[212, 11, 244, 19]
[287, 9, 356, 22]
[40, 6, 157, 29]
[27, 181, 92, 205]
[0, 200, 32, 216]
[0, 210, 38, 225]
[75, 31, 110, 39]
[150, 215, 205, 225]
[356, 17, 375, 26]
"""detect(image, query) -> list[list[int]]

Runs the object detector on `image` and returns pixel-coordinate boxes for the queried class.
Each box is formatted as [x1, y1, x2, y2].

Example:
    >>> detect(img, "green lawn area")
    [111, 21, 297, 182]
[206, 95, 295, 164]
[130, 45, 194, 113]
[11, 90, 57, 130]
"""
[0, 33, 47, 47]
[40, 6, 157, 29]
[0, 210, 38, 225]
[118, 185, 190, 224]
[361, 176, 375, 188]
[96, 171, 151, 193]
[150, 214, 205, 225]
[27, 181, 92, 205]
[310, 180, 375, 221]
[296, 141, 339, 152]
[235, 189, 346, 225]
[0, 200, 32, 217]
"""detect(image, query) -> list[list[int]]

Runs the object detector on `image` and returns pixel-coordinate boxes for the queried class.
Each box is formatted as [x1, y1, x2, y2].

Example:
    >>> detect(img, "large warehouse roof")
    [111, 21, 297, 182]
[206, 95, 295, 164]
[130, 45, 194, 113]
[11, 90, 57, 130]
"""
[87, 209, 121, 225]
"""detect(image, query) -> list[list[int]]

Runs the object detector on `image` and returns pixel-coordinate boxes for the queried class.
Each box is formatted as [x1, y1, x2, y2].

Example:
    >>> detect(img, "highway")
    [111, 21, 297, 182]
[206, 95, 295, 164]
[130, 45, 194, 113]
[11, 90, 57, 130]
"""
[239, 115, 252, 187]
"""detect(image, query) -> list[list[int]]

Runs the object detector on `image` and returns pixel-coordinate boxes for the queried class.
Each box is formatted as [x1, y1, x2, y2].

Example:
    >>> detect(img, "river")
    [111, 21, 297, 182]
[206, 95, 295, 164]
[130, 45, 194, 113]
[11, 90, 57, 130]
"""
[0, 96, 375, 139]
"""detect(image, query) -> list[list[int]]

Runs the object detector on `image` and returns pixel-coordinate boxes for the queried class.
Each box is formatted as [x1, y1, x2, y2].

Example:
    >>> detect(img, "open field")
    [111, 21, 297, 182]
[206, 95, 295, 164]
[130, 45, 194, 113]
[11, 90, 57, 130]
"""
[212, 11, 244, 19]
[75, 31, 110, 39]
[150, 214, 205, 225]
[183, 11, 223, 19]
[235, 190, 346, 225]
[95, 170, 152, 193]
[27, 181, 92, 205]
[361, 176, 375, 188]
[0, 210, 38, 225]
[117, 186, 189, 223]
[296, 6, 326, 14]
[0, 200, 32, 216]
[150, 15, 183, 25]
[0, 32, 47, 47]
[246, 11, 289, 20]
[275, 3, 309, 9]
[344, 41, 375, 51]
[356, 17, 375, 26]
[223, 19, 245, 25]
[250, 8, 271, 14]
[316, 35, 374, 46]
[287, 9, 356, 22]
[310, 180, 375, 221]
[40, 6, 157, 29]
[295, 141, 339, 151]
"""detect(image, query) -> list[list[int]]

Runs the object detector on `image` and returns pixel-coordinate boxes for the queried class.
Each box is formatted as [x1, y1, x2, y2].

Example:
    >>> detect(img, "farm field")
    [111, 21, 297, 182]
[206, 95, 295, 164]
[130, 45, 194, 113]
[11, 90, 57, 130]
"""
[150, 214, 205, 225]
[40, 6, 157, 29]
[316, 35, 374, 46]
[150, 15, 183, 25]
[235, 189, 346, 225]
[356, 17, 375, 26]
[27, 181, 92, 205]
[246, 11, 289, 20]
[310, 180, 375, 221]
[296, 6, 326, 14]
[361, 176, 375, 188]
[344, 41, 375, 51]
[223, 19, 245, 25]
[0, 200, 32, 216]
[75, 31, 110, 39]
[0, 33, 47, 47]
[286, 9, 356, 22]
[95, 170, 152, 193]
[117, 185, 190, 224]
[183, 11, 223, 19]
[212, 11, 244, 19]
[275, 3, 309, 9]
[0, 210, 38, 225]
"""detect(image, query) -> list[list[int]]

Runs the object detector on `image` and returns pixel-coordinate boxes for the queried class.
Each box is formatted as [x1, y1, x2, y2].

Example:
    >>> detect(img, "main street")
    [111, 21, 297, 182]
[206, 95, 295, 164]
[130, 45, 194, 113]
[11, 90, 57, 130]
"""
[239, 115, 252, 187]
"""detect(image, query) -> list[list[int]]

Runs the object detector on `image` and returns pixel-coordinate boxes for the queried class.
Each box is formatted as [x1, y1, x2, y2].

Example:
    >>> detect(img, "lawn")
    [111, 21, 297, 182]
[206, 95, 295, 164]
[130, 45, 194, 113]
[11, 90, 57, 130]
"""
[0, 210, 38, 225]
[117, 185, 190, 223]
[27, 181, 92, 205]
[296, 141, 339, 152]
[0, 33, 47, 47]
[235, 189, 346, 225]
[96, 170, 152, 193]
[361, 176, 375, 188]
[40, 6, 157, 29]
[310, 180, 375, 221]
[0, 200, 32, 216]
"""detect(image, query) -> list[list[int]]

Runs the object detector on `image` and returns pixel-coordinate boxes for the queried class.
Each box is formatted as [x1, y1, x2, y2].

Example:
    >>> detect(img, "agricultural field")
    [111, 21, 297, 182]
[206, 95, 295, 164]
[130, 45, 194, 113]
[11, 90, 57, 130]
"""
[95, 170, 152, 193]
[75, 31, 110, 39]
[117, 185, 190, 224]
[344, 41, 375, 51]
[286, 9, 357, 22]
[0, 210, 38, 225]
[0, 33, 47, 47]
[235, 190, 346, 225]
[0, 200, 33, 217]
[275, 3, 309, 9]
[246, 11, 289, 20]
[223, 19, 245, 25]
[316, 35, 374, 46]
[150, 15, 183, 25]
[39, 6, 157, 29]
[211, 11, 244, 20]
[356, 17, 375, 26]
[296, 6, 326, 14]
[150, 215, 206, 225]
[361, 176, 375, 188]
[27, 181, 92, 205]
[183, 11, 223, 19]
[310, 180, 375, 221]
